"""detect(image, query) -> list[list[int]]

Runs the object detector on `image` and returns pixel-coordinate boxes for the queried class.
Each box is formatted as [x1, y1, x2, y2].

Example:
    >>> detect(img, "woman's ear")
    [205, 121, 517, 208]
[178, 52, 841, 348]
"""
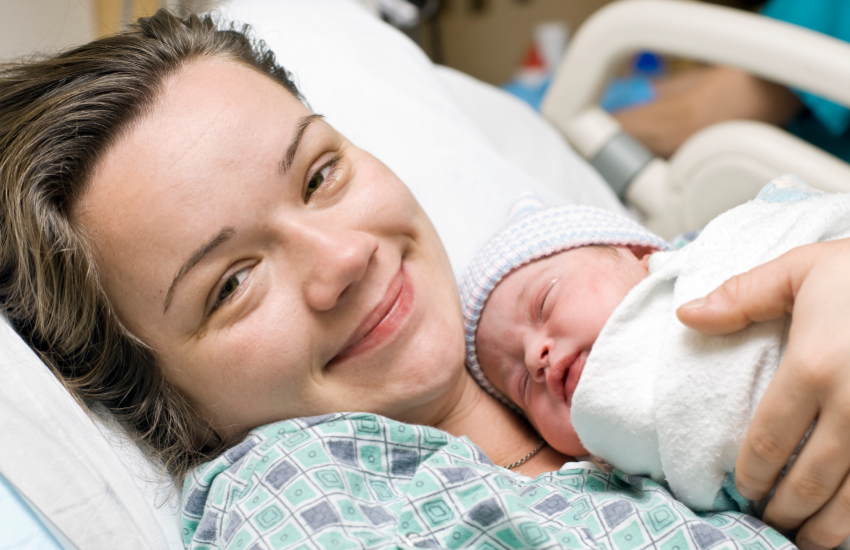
[193, 423, 222, 452]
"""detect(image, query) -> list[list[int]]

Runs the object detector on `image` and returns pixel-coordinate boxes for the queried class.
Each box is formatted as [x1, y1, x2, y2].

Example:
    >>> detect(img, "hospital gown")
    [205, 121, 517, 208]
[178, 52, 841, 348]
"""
[181, 412, 793, 550]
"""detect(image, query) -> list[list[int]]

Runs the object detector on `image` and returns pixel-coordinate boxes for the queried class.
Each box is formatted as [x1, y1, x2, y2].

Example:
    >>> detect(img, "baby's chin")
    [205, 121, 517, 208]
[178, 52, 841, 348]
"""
[528, 413, 588, 458]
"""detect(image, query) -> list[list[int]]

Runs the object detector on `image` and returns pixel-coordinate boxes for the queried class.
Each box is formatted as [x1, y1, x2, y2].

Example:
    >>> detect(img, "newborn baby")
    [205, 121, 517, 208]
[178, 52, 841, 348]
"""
[461, 176, 850, 514]
[461, 202, 667, 458]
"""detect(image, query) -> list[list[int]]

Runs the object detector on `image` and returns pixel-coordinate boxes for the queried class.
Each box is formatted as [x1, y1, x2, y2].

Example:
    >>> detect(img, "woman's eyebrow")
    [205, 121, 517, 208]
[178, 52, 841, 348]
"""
[163, 227, 236, 314]
[279, 113, 324, 174]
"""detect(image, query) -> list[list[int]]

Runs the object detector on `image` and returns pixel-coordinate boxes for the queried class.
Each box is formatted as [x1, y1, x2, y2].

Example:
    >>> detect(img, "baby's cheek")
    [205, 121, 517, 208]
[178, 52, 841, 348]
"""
[528, 401, 585, 456]
[525, 406, 555, 442]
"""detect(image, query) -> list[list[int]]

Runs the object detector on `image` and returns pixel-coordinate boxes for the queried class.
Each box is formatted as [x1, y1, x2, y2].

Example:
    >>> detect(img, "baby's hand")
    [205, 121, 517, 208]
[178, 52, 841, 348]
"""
[677, 239, 850, 550]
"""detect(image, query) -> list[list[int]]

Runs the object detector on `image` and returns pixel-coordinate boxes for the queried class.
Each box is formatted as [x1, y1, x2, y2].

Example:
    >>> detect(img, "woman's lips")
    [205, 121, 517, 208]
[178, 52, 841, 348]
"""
[330, 266, 413, 365]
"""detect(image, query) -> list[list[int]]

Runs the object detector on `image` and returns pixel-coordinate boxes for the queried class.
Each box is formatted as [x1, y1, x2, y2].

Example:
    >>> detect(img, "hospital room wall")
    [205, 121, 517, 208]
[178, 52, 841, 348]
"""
[427, 0, 715, 86]
[0, 0, 179, 60]
[0, 0, 98, 60]
[93, 0, 174, 36]
[430, 0, 621, 85]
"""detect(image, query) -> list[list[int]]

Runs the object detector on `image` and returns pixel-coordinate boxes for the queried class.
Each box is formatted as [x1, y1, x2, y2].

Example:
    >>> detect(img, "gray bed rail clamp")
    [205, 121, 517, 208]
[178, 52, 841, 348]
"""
[590, 132, 655, 201]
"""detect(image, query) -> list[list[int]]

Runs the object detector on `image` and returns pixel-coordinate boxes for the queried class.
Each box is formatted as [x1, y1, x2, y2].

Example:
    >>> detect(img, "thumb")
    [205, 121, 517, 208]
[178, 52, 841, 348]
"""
[676, 248, 806, 335]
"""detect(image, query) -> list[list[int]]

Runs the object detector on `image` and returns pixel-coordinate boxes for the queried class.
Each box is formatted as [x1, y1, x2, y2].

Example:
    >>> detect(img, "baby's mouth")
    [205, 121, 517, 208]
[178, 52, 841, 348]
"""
[563, 350, 588, 407]
[549, 350, 589, 407]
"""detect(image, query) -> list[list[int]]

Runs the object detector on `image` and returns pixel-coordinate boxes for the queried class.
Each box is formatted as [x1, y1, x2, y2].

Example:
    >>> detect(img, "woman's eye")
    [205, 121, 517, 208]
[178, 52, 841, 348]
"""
[306, 168, 326, 198]
[212, 267, 250, 312]
[305, 156, 341, 201]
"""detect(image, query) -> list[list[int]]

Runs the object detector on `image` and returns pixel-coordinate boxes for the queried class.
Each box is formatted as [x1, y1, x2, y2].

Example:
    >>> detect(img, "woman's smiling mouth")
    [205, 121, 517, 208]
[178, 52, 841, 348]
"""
[329, 265, 413, 366]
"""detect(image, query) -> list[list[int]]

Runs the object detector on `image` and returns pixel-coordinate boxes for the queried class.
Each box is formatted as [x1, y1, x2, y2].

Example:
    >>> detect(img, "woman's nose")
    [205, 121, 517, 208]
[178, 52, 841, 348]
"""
[298, 224, 379, 311]
[524, 337, 551, 383]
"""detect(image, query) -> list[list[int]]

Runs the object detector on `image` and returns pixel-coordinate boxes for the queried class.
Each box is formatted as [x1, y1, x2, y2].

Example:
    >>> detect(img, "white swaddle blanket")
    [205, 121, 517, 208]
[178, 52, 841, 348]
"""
[571, 176, 850, 512]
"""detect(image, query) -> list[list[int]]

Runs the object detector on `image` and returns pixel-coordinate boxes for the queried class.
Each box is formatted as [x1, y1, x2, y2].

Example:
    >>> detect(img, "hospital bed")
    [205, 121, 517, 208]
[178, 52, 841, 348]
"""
[543, 0, 850, 237]
[2, 0, 850, 548]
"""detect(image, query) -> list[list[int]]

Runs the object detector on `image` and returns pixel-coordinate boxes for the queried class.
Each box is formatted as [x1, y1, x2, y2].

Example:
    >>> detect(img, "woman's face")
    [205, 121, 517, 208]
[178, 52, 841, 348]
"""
[74, 58, 465, 437]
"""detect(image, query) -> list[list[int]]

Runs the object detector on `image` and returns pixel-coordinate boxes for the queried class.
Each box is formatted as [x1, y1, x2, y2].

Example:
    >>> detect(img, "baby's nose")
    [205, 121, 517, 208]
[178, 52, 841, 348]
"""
[524, 339, 551, 383]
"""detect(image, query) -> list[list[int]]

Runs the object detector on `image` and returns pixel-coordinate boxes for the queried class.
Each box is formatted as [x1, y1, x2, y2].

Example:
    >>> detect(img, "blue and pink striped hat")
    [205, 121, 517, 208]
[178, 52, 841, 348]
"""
[459, 197, 670, 409]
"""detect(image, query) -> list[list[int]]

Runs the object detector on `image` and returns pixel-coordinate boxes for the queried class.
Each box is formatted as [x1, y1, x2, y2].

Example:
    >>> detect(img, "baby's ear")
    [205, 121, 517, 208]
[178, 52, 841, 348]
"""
[628, 245, 655, 260]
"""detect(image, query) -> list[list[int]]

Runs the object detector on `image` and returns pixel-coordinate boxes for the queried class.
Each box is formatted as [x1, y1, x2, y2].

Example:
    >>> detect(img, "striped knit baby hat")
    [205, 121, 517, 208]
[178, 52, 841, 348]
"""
[459, 198, 671, 410]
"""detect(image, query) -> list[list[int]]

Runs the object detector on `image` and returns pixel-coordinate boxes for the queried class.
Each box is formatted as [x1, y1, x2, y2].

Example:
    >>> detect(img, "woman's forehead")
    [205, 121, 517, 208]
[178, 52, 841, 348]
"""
[73, 59, 315, 325]
[80, 59, 309, 226]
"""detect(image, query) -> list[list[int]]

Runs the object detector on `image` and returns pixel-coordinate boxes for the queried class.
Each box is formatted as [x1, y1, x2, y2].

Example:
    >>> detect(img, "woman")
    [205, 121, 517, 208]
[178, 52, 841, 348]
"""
[0, 10, 846, 548]
[0, 3, 563, 495]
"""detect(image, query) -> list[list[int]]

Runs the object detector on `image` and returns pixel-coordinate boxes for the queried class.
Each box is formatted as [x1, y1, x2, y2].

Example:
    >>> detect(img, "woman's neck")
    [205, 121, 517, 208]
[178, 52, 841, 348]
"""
[433, 373, 570, 478]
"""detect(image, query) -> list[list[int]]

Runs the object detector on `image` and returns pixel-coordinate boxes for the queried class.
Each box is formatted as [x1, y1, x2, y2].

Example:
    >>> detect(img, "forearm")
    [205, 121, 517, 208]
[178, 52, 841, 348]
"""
[614, 66, 803, 158]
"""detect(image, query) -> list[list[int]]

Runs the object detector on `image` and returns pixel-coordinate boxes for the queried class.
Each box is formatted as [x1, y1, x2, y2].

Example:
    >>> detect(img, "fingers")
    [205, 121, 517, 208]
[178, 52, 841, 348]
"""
[768, 311, 850, 548]
[765, 413, 850, 549]
[753, 274, 850, 546]
[794, 473, 850, 550]
[677, 239, 850, 547]
[781, 426, 850, 550]
[740, 272, 850, 512]
[676, 245, 813, 335]
[734, 346, 819, 502]
[763, 404, 850, 529]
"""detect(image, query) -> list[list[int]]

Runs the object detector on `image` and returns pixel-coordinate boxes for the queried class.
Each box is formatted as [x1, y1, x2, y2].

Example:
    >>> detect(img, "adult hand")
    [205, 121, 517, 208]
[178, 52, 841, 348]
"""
[676, 238, 850, 550]
[613, 66, 802, 158]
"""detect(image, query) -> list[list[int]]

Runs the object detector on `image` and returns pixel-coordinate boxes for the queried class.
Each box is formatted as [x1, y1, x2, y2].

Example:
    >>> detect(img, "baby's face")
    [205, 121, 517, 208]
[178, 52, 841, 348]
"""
[476, 245, 651, 456]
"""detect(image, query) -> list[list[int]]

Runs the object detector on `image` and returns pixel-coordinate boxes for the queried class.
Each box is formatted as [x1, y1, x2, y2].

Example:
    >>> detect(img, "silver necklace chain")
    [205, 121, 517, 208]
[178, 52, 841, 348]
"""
[501, 437, 547, 470]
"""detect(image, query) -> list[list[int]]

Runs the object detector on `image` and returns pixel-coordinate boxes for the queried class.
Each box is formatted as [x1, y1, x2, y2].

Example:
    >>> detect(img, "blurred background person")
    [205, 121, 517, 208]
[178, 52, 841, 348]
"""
[614, 0, 850, 161]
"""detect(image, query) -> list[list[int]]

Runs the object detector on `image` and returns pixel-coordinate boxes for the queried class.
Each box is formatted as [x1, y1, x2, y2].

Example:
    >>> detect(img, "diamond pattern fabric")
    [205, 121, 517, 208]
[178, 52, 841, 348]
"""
[182, 413, 793, 550]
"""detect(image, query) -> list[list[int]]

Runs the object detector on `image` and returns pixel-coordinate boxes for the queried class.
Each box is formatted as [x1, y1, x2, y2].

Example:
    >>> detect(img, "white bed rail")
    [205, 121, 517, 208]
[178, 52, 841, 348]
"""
[542, 0, 850, 237]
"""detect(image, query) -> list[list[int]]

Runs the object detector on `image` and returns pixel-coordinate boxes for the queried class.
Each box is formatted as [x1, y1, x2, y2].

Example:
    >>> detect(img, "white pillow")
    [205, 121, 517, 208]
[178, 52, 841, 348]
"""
[0, 1, 621, 547]
[434, 65, 623, 217]
[0, 317, 182, 549]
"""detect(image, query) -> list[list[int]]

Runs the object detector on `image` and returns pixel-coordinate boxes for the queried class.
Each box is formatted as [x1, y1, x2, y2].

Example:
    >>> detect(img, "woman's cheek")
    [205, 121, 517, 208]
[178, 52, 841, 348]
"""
[200, 305, 305, 391]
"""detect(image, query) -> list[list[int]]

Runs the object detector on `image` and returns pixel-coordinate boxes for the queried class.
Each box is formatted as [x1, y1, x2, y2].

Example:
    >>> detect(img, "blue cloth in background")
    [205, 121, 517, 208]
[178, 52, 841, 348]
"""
[600, 77, 657, 112]
[0, 472, 63, 550]
[503, 63, 659, 112]
[504, 77, 656, 113]
[762, 0, 850, 161]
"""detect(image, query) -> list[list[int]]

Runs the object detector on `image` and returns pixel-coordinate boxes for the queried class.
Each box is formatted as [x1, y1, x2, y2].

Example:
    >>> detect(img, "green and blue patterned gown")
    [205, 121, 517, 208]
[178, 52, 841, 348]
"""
[182, 413, 793, 550]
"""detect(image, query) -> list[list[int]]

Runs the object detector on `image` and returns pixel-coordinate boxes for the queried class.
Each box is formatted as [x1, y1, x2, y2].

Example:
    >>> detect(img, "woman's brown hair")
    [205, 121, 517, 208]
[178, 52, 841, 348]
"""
[0, 9, 302, 484]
